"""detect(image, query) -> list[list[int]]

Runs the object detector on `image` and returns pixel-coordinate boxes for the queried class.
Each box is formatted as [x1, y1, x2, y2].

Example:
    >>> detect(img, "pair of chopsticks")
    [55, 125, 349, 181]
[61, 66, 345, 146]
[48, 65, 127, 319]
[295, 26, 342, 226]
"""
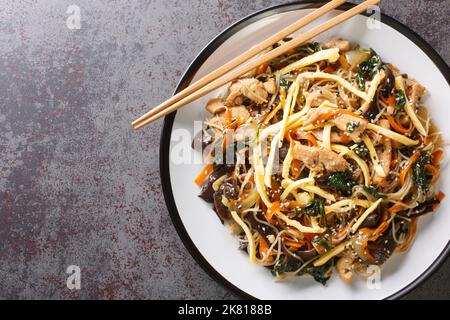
[132, 0, 380, 129]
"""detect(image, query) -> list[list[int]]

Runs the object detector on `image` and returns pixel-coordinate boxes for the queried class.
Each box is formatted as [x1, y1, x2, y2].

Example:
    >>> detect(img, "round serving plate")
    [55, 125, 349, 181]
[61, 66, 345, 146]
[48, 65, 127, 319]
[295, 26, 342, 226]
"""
[160, 1, 450, 300]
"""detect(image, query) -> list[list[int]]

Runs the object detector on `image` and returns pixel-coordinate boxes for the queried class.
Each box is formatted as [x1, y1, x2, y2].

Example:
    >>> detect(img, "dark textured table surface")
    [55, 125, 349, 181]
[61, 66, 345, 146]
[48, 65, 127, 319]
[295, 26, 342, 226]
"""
[0, 0, 448, 299]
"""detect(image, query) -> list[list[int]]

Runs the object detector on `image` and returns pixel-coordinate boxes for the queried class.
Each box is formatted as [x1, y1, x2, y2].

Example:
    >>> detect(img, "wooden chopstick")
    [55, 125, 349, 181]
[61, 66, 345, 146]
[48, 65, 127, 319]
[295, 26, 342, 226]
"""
[132, 0, 347, 128]
[132, 0, 346, 126]
[133, 0, 380, 129]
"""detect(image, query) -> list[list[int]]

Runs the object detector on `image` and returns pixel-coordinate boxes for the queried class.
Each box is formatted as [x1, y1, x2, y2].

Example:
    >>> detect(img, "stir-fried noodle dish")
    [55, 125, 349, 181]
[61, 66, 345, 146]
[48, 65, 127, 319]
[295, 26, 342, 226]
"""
[192, 38, 445, 284]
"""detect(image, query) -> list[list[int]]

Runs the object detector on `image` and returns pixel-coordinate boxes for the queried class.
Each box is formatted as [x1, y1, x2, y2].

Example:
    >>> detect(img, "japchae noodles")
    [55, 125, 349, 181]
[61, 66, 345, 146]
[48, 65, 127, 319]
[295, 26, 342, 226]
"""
[193, 38, 445, 284]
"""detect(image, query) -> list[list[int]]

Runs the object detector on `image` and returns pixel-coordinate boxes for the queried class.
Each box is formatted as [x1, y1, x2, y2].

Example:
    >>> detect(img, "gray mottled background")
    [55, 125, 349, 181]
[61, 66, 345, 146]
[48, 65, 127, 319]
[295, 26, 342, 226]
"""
[0, 0, 448, 300]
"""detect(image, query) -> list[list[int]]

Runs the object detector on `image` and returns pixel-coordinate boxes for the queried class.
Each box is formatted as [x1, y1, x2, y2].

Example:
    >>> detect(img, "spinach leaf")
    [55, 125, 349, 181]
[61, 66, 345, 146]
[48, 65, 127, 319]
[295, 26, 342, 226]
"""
[394, 89, 406, 115]
[304, 261, 333, 285]
[316, 171, 355, 196]
[356, 49, 383, 90]
[296, 198, 325, 217]
[346, 121, 361, 133]
[353, 143, 369, 158]
[279, 78, 292, 91]
[297, 42, 322, 53]
[412, 152, 432, 191]
[310, 42, 322, 53]
[271, 256, 302, 277]
[314, 238, 331, 251]
[363, 185, 387, 199]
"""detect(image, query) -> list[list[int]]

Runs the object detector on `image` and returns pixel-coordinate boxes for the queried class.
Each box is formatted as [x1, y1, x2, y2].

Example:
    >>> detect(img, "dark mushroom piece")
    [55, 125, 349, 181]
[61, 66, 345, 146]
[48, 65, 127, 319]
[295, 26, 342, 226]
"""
[399, 197, 441, 218]
[369, 228, 397, 265]
[223, 177, 239, 200]
[191, 129, 213, 150]
[379, 64, 395, 98]
[360, 205, 382, 228]
[362, 91, 381, 121]
[369, 219, 408, 265]
[247, 212, 277, 244]
[213, 188, 230, 223]
[198, 165, 229, 203]
[295, 248, 318, 263]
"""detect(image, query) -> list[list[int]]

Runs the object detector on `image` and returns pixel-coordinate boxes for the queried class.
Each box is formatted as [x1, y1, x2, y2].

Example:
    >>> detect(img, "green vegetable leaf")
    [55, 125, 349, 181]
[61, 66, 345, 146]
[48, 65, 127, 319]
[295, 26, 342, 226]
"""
[346, 122, 361, 133]
[297, 42, 322, 53]
[279, 78, 292, 91]
[394, 89, 406, 115]
[314, 238, 331, 251]
[412, 152, 432, 191]
[296, 198, 325, 217]
[271, 256, 302, 277]
[363, 185, 387, 199]
[353, 143, 369, 158]
[304, 261, 333, 286]
[310, 42, 322, 53]
[356, 49, 383, 90]
[316, 171, 355, 196]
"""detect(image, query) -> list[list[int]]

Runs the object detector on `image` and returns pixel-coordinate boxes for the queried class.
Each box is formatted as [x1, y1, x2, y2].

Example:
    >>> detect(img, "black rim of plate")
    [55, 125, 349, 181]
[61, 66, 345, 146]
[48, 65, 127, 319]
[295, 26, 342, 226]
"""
[160, 1, 450, 300]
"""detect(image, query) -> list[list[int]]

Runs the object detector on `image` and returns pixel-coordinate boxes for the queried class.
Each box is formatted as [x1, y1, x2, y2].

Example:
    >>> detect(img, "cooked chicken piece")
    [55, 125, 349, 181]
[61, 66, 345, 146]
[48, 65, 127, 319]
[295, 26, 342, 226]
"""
[304, 105, 367, 142]
[208, 105, 250, 128]
[229, 105, 250, 123]
[409, 81, 427, 106]
[293, 143, 349, 172]
[322, 38, 351, 52]
[332, 113, 367, 143]
[373, 119, 392, 186]
[368, 130, 383, 146]
[303, 105, 333, 124]
[225, 78, 268, 106]
[205, 98, 226, 114]
[312, 129, 351, 144]
[263, 78, 277, 95]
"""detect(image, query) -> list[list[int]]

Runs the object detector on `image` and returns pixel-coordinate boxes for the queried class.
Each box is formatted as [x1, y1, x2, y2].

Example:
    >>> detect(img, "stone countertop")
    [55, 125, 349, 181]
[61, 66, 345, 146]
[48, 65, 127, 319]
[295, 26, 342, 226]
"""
[0, 0, 448, 299]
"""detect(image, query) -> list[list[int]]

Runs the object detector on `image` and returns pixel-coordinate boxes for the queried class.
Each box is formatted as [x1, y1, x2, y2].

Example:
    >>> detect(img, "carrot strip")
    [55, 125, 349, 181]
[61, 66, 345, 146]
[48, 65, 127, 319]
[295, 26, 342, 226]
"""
[291, 159, 302, 177]
[391, 149, 399, 169]
[432, 149, 444, 166]
[431, 191, 445, 210]
[387, 115, 413, 134]
[388, 204, 406, 215]
[292, 130, 318, 146]
[286, 201, 301, 209]
[436, 191, 446, 202]
[303, 233, 314, 241]
[194, 163, 214, 186]
[338, 55, 350, 70]
[266, 201, 280, 221]
[259, 237, 269, 257]
[426, 164, 439, 177]
[263, 102, 282, 124]
[399, 151, 420, 186]
[255, 62, 269, 75]
[381, 94, 396, 114]
[323, 66, 335, 73]
[225, 108, 232, 124]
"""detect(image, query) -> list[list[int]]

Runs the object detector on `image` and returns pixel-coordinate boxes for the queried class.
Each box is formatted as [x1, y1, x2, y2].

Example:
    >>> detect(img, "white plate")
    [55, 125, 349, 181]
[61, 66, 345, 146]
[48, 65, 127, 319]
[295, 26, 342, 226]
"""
[160, 2, 450, 299]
